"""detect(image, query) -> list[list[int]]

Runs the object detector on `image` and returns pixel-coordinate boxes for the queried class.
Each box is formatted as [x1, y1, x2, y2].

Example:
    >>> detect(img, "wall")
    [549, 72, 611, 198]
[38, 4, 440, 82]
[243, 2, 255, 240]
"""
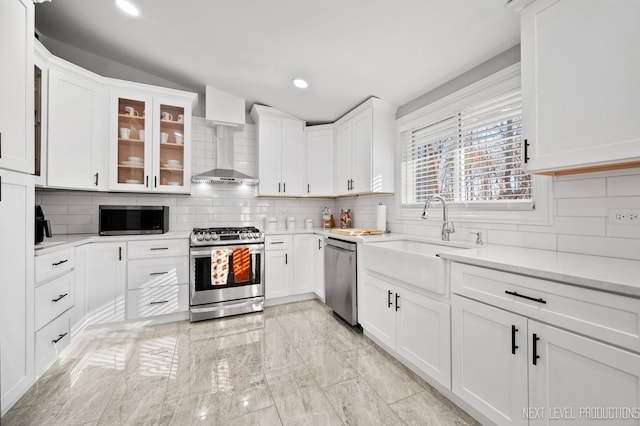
[337, 169, 640, 261]
[36, 118, 332, 233]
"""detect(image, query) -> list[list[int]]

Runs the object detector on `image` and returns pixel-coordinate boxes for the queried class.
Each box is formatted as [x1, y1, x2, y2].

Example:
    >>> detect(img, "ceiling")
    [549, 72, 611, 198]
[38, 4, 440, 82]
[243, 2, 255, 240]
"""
[35, 0, 520, 124]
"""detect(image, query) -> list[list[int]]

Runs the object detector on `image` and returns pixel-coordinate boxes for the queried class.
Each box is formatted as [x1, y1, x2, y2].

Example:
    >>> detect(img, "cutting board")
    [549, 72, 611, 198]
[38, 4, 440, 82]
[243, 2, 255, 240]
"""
[331, 228, 384, 236]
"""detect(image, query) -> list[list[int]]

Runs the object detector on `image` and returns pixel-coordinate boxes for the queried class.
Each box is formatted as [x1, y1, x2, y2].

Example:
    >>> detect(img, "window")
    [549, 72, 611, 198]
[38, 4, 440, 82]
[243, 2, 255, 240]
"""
[401, 88, 531, 209]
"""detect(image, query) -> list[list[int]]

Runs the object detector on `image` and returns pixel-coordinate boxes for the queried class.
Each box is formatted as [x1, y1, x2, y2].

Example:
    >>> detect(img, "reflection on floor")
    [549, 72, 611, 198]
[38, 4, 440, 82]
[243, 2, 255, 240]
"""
[2, 299, 479, 425]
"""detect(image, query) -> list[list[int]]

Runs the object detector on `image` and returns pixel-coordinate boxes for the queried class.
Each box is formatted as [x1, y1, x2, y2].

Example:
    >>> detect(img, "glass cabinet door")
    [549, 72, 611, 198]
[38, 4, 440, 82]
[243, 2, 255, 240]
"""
[155, 100, 189, 191]
[115, 96, 150, 188]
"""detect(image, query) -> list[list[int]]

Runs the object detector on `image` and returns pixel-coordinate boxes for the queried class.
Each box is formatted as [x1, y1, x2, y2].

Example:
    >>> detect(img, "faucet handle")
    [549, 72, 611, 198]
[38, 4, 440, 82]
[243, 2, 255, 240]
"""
[470, 232, 483, 246]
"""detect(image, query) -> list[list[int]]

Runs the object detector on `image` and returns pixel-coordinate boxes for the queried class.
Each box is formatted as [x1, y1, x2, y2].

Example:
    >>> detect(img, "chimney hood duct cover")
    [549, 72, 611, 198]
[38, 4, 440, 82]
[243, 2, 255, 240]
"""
[191, 126, 258, 185]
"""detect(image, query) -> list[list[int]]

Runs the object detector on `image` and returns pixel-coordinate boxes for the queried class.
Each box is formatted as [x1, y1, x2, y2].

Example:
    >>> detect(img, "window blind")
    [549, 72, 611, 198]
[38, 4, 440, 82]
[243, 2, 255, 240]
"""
[401, 88, 531, 207]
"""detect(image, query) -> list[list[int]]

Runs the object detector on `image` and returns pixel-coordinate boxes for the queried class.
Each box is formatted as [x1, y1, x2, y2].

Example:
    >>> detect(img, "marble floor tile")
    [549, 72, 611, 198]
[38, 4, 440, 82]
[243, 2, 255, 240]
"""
[323, 377, 403, 426]
[225, 405, 283, 426]
[265, 364, 343, 426]
[391, 391, 479, 426]
[344, 344, 424, 404]
[295, 339, 358, 387]
[3, 299, 481, 426]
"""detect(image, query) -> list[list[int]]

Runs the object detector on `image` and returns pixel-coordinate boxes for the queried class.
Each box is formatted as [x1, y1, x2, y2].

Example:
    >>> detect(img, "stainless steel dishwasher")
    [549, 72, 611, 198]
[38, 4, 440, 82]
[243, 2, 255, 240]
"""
[324, 237, 358, 325]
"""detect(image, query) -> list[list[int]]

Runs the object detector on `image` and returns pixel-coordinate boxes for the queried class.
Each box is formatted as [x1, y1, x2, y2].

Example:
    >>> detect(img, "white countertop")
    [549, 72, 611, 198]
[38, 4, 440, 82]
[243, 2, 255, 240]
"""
[34, 231, 190, 255]
[35, 229, 640, 299]
[439, 245, 640, 298]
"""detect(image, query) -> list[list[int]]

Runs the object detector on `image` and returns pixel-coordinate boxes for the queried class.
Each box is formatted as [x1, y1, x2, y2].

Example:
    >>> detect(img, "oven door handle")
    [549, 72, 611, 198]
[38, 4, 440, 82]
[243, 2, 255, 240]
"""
[190, 244, 264, 257]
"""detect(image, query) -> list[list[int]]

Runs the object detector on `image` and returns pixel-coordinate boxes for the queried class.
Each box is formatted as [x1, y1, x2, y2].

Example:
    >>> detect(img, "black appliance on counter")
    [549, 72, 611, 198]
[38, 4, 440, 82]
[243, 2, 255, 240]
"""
[99, 205, 169, 236]
[35, 205, 52, 244]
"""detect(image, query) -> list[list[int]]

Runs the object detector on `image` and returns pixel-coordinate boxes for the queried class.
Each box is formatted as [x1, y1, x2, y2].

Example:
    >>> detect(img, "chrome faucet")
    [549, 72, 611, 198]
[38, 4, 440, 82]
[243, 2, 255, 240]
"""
[421, 195, 455, 241]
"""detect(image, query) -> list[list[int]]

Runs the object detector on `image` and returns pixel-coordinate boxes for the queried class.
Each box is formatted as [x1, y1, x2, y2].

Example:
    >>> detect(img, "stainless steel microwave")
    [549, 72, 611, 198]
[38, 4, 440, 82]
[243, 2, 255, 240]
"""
[99, 205, 169, 236]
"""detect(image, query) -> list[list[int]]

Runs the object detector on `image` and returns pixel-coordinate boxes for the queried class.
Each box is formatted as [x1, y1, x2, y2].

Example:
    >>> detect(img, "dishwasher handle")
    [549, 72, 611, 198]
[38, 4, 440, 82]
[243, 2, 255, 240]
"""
[325, 237, 356, 252]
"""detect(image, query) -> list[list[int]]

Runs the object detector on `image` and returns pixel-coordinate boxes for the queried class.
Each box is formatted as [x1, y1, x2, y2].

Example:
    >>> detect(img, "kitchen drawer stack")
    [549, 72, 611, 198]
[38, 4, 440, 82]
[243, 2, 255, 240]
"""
[126, 239, 189, 319]
[34, 247, 75, 375]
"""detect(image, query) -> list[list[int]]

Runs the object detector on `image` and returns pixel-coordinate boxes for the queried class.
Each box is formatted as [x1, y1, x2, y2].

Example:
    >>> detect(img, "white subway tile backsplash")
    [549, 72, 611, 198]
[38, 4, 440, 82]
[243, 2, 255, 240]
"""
[557, 197, 640, 217]
[554, 178, 606, 198]
[558, 235, 640, 261]
[607, 174, 640, 196]
[518, 216, 606, 236]
[607, 223, 640, 239]
[488, 229, 557, 250]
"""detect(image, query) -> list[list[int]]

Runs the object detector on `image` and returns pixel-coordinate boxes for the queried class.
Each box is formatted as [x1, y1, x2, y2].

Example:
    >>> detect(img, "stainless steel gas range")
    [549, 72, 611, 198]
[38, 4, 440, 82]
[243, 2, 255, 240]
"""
[189, 226, 265, 321]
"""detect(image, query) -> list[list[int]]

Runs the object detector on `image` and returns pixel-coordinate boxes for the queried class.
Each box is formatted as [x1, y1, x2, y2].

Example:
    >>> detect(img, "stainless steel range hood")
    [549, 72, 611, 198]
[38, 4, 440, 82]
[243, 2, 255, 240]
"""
[191, 125, 259, 185]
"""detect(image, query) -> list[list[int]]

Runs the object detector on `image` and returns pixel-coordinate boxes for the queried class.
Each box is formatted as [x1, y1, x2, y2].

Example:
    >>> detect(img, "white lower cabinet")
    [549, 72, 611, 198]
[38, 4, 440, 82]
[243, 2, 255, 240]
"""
[451, 261, 640, 426]
[265, 249, 291, 299]
[292, 234, 316, 295]
[0, 170, 34, 415]
[75, 242, 126, 327]
[126, 284, 188, 320]
[35, 310, 71, 377]
[361, 272, 451, 388]
[266, 234, 323, 301]
[126, 239, 189, 320]
[451, 294, 528, 425]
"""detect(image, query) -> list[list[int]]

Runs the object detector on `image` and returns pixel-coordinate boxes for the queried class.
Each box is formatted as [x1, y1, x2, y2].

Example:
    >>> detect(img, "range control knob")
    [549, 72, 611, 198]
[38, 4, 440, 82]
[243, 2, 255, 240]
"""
[240, 234, 247, 240]
[211, 233, 219, 240]
[252, 233, 261, 239]
[204, 233, 212, 241]
[196, 232, 205, 241]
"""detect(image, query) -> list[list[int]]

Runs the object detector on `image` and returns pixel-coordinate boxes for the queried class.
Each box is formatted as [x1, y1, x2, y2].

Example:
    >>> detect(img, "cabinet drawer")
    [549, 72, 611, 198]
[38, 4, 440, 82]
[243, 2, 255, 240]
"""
[35, 271, 74, 330]
[451, 263, 640, 352]
[35, 247, 75, 283]
[128, 256, 189, 290]
[127, 239, 188, 259]
[265, 235, 291, 251]
[126, 284, 188, 320]
[35, 310, 71, 375]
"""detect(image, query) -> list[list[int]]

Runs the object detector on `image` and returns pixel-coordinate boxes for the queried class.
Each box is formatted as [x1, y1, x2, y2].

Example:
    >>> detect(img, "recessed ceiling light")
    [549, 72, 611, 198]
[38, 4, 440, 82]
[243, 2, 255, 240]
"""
[116, 0, 140, 16]
[292, 78, 308, 89]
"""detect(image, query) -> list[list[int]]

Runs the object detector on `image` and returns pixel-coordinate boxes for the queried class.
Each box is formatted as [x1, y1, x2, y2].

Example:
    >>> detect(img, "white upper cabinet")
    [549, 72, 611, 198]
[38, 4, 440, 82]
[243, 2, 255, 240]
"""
[251, 105, 305, 196]
[0, 0, 34, 174]
[47, 65, 108, 190]
[519, 0, 640, 174]
[333, 98, 396, 196]
[304, 125, 333, 197]
[108, 88, 194, 193]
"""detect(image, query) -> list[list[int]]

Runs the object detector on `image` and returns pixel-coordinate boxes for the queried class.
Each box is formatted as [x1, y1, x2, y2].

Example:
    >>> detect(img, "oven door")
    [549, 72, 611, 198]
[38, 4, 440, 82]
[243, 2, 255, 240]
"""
[190, 243, 264, 307]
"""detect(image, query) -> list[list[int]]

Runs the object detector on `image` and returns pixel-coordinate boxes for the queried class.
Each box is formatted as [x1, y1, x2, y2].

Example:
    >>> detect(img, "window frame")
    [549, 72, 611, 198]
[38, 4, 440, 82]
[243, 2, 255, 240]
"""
[395, 64, 552, 225]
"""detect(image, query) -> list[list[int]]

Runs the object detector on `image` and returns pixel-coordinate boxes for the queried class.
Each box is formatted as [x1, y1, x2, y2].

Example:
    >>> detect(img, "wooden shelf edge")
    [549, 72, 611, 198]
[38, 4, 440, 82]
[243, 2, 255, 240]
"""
[534, 161, 640, 177]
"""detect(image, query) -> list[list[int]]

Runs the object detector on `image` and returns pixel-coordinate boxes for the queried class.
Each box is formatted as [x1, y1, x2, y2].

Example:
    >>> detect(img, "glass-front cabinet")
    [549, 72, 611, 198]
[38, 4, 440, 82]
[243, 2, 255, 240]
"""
[109, 89, 192, 193]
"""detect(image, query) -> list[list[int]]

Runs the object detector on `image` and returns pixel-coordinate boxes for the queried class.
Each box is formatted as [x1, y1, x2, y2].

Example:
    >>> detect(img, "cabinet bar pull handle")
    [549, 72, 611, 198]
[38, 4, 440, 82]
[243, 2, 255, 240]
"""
[318, 239, 321, 250]
[119, 246, 122, 261]
[52, 259, 69, 266]
[347, 179, 349, 191]
[307, 184, 310, 193]
[524, 139, 530, 164]
[278, 182, 281, 193]
[154, 176, 157, 188]
[532, 333, 540, 365]
[150, 300, 169, 305]
[271, 241, 284, 245]
[52, 293, 68, 302]
[94, 173, 99, 186]
[395, 293, 400, 311]
[149, 272, 168, 276]
[146, 176, 149, 187]
[52, 333, 68, 344]
[505, 290, 546, 304]
[387, 290, 393, 308]
[283, 182, 286, 193]
[511, 325, 519, 355]
[150, 247, 169, 250]
[285, 253, 288, 264]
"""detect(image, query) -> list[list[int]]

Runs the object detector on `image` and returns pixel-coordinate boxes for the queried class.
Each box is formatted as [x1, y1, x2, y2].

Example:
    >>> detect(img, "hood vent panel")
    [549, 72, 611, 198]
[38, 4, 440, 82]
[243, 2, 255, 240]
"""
[191, 125, 259, 185]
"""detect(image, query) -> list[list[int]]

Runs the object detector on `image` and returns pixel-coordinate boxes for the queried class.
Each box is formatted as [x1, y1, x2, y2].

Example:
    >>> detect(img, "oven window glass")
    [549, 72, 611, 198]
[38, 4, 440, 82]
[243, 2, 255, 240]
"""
[194, 249, 261, 291]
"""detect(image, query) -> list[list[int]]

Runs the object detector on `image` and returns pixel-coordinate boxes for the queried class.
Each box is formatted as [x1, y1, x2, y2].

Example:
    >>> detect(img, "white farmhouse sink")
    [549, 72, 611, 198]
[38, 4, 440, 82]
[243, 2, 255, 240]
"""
[362, 238, 472, 295]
